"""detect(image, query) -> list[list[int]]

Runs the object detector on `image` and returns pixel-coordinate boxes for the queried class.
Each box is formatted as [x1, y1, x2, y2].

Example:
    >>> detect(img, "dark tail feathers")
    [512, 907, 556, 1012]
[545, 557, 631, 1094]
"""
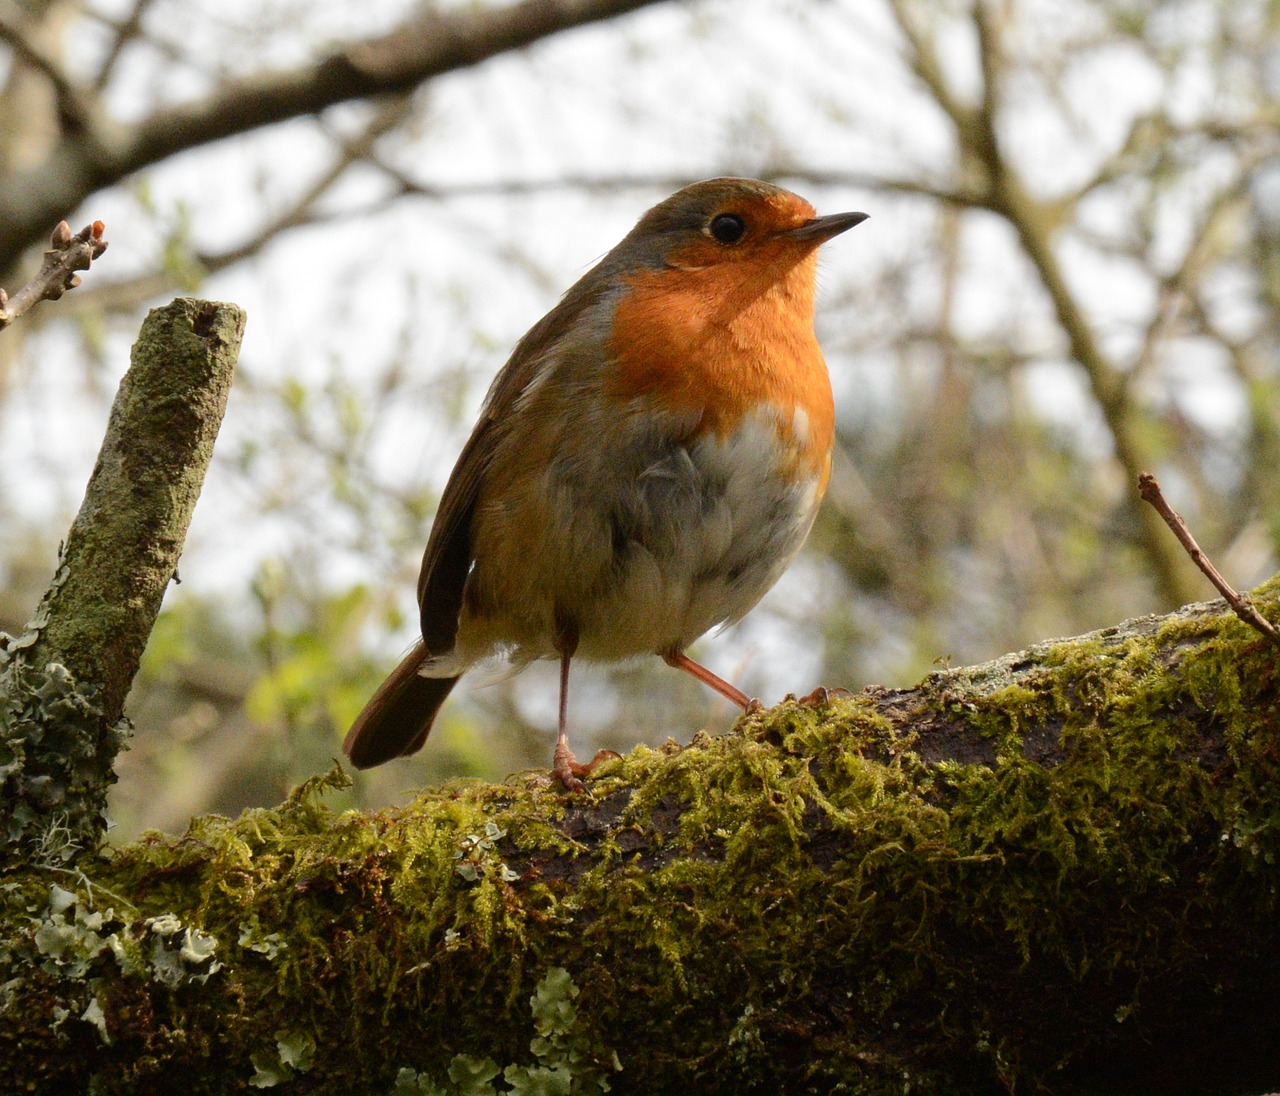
[343, 642, 460, 769]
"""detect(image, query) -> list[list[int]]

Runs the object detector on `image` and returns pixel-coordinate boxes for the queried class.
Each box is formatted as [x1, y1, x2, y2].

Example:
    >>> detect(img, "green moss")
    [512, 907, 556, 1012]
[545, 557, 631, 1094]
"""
[1, 592, 1278, 1093]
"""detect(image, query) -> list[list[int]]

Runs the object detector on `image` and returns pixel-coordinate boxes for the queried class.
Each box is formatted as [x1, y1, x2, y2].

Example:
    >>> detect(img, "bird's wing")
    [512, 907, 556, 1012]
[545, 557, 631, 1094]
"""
[416, 274, 614, 654]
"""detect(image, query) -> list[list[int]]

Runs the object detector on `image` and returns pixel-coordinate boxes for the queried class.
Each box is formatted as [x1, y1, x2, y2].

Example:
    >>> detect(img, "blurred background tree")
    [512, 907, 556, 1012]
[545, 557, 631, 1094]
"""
[1, 0, 1275, 840]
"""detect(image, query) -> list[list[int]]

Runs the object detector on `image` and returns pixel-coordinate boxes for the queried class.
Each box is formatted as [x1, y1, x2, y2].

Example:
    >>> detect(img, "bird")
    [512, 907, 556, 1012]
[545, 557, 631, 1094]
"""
[344, 177, 866, 791]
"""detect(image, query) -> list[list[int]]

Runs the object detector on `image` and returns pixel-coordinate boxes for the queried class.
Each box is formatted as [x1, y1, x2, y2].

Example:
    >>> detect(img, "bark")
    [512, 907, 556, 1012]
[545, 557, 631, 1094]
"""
[2, 582, 1278, 1095]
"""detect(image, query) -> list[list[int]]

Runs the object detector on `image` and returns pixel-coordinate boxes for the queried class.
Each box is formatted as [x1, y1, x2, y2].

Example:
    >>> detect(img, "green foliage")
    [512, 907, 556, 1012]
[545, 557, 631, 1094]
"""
[131, 180, 205, 292]
[248, 567, 380, 736]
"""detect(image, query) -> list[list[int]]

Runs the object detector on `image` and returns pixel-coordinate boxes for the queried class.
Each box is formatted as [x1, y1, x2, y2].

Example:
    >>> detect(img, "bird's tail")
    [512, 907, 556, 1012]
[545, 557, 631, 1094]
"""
[343, 641, 460, 769]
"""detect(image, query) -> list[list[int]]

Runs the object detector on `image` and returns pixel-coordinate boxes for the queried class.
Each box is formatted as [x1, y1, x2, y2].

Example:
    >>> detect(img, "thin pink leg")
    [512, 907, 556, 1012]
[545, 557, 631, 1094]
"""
[547, 637, 620, 792]
[663, 649, 757, 711]
[551, 645, 586, 793]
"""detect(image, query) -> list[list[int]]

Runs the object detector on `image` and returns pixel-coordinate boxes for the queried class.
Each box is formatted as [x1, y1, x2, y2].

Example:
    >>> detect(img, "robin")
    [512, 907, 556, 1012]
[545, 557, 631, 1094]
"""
[344, 178, 866, 791]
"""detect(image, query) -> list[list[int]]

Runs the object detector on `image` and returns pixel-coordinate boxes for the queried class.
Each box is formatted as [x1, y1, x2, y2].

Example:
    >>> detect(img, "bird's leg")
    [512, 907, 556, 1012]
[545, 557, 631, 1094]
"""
[551, 639, 586, 793]
[549, 626, 619, 793]
[663, 649, 762, 713]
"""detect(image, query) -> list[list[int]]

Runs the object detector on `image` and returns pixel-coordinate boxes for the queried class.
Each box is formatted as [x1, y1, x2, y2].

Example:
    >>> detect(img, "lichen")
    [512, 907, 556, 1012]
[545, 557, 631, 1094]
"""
[0, 650, 129, 854]
[391, 967, 620, 1094]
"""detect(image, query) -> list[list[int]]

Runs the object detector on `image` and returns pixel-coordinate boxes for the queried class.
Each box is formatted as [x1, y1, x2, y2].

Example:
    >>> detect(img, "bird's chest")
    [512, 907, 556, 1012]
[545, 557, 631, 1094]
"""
[464, 270, 836, 656]
[604, 262, 836, 487]
[537, 402, 826, 655]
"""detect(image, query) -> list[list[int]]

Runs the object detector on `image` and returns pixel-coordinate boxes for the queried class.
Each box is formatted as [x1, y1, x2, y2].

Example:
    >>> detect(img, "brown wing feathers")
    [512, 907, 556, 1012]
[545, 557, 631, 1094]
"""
[344, 274, 612, 768]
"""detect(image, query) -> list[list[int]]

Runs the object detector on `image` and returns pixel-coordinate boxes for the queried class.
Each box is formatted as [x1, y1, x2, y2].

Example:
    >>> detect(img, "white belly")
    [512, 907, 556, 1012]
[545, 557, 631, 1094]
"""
[570, 413, 821, 659]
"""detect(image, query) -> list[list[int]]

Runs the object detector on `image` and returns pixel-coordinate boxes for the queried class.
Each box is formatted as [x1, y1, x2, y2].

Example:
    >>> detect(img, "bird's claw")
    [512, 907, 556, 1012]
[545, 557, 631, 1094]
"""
[797, 686, 852, 708]
[551, 743, 621, 793]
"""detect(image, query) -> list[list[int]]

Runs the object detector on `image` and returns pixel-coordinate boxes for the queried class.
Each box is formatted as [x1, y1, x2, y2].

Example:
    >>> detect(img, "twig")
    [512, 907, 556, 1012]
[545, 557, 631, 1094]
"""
[1137, 472, 1280, 650]
[0, 220, 108, 332]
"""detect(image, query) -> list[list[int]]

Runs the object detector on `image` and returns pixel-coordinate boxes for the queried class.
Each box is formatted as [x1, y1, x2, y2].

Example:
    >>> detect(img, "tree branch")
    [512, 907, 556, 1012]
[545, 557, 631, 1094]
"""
[0, 0, 670, 267]
[3, 583, 1279, 1090]
[2, 298, 245, 848]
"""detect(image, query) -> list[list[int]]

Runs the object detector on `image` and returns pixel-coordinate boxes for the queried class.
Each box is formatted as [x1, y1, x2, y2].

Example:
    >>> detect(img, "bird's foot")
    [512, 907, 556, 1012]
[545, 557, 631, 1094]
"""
[551, 742, 621, 793]
[797, 686, 853, 708]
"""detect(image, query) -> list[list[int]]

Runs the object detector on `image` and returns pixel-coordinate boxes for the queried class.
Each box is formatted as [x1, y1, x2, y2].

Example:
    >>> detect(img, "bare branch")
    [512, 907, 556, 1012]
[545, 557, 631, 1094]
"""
[892, 2, 1202, 609]
[884, 0, 977, 137]
[0, 0, 671, 266]
[197, 96, 417, 273]
[1137, 472, 1280, 650]
[1130, 179, 1251, 385]
[342, 165, 984, 211]
[30, 100, 416, 320]
[39, 165, 986, 322]
[90, 0, 157, 93]
[121, 0, 665, 167]
[972, 0, 1003, 157]
[0, 220, 108, 333]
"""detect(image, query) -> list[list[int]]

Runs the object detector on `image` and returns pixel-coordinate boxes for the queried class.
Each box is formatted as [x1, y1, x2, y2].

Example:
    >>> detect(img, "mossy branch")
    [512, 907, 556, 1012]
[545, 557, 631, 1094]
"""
[3, 580, 1279, 1094]
[1, 299, 245, 851]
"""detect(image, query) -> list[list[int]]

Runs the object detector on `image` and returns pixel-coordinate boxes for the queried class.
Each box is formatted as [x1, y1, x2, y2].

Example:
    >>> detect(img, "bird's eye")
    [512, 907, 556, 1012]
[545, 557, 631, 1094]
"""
[708, 213, 747, 244]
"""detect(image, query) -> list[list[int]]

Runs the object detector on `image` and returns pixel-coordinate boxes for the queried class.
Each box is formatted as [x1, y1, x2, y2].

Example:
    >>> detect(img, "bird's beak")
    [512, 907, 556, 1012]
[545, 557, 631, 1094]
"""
[786, 211, 869, 242]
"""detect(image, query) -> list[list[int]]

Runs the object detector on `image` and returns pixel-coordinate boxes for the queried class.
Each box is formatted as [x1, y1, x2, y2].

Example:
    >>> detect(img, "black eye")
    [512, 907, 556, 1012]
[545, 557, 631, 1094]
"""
[709, 213, 747, 244]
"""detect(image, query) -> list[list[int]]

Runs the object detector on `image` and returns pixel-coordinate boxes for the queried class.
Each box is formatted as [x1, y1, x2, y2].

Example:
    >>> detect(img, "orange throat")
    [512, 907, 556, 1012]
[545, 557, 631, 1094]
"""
[607, 250, 835, 488]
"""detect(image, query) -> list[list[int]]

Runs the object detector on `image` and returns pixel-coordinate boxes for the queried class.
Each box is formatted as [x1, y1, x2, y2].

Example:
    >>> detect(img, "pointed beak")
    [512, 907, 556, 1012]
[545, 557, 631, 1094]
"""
[786, 210, 869, 243]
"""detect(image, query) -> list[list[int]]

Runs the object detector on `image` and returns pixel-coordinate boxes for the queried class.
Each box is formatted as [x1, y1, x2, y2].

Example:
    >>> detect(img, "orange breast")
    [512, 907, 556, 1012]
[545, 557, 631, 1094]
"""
[606, 249, 835, 490]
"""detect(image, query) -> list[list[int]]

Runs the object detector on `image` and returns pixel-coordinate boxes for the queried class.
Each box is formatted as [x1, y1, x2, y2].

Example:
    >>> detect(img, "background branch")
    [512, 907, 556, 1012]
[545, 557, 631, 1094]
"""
[0, 0, 670, 268]
[884, 0, 1203, 608]
[0, 0, 93, 133]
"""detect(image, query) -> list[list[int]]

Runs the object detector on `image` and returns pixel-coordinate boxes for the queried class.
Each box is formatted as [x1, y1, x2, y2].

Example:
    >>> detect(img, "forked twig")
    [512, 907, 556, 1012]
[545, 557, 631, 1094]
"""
[1138, 472, 1280, 650]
